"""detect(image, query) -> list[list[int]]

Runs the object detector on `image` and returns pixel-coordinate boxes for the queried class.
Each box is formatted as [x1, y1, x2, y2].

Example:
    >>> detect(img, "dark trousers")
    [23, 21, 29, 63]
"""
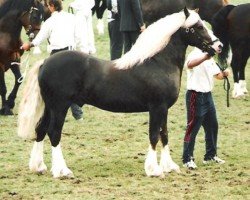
[108, 19, 123, 60]
[50, 47, 83, 120]
[182, 90, 218, 163]
[122, 30, 140, 53]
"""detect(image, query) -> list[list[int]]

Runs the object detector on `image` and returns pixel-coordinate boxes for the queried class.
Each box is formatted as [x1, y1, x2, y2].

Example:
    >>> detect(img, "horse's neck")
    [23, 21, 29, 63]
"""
[0, 12, 22, 37]
[157, 32, 188, 72]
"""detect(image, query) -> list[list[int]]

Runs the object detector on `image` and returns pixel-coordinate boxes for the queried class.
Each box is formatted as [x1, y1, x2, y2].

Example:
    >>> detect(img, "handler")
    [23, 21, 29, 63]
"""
[182, 47, 230, 169]
[21, 0, 83, 121]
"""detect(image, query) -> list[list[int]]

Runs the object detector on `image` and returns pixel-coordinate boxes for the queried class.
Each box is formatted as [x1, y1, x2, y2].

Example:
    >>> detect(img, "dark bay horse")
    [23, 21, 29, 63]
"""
[142, 0, 229, 25]
[211, 3, 250, 98]
[93, 0, 228, 26]
[0, 0, 45, 115]
[18, 9, 222, 178]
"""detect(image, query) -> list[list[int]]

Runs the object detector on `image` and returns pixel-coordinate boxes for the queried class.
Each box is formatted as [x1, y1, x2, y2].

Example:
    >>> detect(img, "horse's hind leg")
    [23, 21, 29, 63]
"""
[159, 110, 180, 173]
[231, 51, 245, 98]
[238, 54, 249, 95]
[48, 107, 73, 178]
[7, 64, 22, 109]
[0, 69, 13, 115]
[29, 107, 50, 174]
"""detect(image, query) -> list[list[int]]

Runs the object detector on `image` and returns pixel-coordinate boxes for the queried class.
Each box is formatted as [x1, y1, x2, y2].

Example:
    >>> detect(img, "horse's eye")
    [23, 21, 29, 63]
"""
[198, 26, 204, 30]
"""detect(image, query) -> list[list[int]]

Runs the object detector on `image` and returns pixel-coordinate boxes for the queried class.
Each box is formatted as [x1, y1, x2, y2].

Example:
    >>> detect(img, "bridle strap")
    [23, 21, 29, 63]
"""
[216, 62, 231, 107]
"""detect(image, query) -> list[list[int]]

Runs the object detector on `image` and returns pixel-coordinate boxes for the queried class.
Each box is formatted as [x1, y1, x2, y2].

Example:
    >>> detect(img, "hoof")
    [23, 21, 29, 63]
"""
[0, 107, 14, 115]
[51, 167, 74, 178]
[29, 162, 47, 174]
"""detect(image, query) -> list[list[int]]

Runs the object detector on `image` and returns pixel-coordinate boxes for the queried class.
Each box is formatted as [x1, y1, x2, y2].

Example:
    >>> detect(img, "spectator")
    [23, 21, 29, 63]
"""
[21, 0, 83, 121]
[107, 0, 123, 60]
[70, 0, 96, 54]
[182, 47, 230, 169]
[118, 0, 145, 53]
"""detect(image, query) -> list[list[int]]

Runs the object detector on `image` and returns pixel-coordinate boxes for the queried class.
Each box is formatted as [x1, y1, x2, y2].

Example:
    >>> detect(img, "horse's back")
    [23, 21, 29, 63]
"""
[227, 4, 250, 48]
[38, 51, 110, 105]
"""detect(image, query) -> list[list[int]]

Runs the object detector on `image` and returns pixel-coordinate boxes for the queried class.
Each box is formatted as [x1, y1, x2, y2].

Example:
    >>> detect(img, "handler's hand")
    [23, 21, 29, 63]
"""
[20, 42, 31, 51]
[223, 68, 230, 77]
[140, 24, 146, 32]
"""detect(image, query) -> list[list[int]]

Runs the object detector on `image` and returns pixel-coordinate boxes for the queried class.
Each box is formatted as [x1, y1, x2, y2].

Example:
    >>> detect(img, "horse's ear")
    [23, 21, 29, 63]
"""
[195, 8, 199, 13]
[184, 7, 190, 19]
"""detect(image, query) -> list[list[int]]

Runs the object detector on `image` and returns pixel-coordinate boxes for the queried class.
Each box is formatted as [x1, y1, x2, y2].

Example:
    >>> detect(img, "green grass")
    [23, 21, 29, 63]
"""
[0, 0, 249, 199]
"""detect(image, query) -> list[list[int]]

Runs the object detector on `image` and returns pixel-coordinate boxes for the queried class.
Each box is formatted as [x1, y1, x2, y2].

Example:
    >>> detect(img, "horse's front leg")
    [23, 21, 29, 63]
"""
[48, 108, 74, 178]
[159, 110, 180, 173]
[0, 69, 12, 115]
[144, 105, 166, 177]
[7, 64, 22, 109]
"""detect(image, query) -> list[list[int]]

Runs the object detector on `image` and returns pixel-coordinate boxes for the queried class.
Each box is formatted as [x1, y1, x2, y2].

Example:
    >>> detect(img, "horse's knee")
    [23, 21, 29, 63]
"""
[149, 133, 160, 149]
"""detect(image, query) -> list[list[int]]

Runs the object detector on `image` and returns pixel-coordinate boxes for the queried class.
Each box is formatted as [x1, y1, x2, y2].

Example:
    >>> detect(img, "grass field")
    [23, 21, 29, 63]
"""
[0, 0, 249, 199]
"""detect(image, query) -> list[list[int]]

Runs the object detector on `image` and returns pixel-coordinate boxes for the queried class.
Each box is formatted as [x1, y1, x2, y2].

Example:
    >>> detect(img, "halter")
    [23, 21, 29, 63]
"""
[185, 26, 218, 56]
[21, 5, 43, 41]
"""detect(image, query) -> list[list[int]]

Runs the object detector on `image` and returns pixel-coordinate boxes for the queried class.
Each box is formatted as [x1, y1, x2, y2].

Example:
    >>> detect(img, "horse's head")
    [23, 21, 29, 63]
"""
[20, 0, 45, 41]
[181, 8, 222, 56]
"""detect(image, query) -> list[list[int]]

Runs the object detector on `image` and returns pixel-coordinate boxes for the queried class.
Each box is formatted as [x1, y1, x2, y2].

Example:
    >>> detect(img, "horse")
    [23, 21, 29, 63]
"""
[18, 8, 222, 178]
[142, 0, 229, 25]
[0, 0, 46, 115]
[211, 3, 250, 98]
[93, 0, 229, 26]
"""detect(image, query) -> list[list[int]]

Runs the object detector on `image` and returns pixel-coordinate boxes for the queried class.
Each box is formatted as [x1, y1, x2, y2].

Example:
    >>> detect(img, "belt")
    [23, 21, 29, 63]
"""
[188, 90, 211, 94]
[50, 46, 73, 55]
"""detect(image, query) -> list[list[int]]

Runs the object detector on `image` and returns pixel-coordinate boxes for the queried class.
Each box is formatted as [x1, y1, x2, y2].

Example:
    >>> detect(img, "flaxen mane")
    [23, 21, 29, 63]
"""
[114, 10, 200, 69]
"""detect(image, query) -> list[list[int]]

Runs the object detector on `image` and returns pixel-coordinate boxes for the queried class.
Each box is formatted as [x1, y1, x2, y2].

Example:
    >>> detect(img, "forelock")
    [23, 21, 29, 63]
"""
[183, 10, 200, 28]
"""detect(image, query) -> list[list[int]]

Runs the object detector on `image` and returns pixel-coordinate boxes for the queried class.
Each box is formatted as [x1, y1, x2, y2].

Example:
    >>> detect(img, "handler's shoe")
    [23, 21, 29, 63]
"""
[203, 156, 225, 164]
[183, 159, 197, 170]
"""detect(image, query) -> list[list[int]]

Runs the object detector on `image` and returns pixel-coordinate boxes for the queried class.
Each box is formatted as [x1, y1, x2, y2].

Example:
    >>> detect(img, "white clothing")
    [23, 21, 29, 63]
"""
[32, 11, 78, 50]
[70, 0, 96, 53]
[70, 0, 95, 16]
[185, 48, 221, 93]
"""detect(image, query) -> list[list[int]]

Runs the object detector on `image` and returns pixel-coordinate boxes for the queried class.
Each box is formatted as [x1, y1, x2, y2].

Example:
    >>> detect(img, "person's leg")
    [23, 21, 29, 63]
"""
[123, 32, 131, 53]
[182, 91, 204, 164]
[86, 13, 96, 54]
[110, 19, 123, 60]
[77, 14, 89, 53]
[70, 103, 83, 120]
[203, 93, 220, 160]
[129, 30, 140, 46]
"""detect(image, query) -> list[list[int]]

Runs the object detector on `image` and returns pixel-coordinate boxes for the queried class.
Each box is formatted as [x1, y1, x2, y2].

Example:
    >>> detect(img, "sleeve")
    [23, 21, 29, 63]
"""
[32, 20, 51, 46]
[131, 0, 144, 27]
[209, 59, 221, 75]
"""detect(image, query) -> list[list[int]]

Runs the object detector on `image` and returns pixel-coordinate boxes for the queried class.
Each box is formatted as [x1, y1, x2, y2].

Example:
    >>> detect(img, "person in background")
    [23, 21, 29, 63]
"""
[69, 0, 96, 54]
[182, 47, 230, 169]
[107, 0, 123, 60]
[21, 0, 83, 121]
[118, 0, 145, 53]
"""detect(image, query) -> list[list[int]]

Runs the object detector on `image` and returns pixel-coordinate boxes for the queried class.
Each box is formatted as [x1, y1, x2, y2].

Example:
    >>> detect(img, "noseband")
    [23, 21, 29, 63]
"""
[185, 27, 218, 56]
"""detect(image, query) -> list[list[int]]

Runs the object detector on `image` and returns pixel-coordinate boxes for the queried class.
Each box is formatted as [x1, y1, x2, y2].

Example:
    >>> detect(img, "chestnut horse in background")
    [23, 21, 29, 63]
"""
[0, 0, 46, 115]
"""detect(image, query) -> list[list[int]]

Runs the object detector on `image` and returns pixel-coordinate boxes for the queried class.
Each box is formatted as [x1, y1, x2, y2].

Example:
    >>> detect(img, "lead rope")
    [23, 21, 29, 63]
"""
[11, 53, 30, 83]
[216, 62, 230, 107]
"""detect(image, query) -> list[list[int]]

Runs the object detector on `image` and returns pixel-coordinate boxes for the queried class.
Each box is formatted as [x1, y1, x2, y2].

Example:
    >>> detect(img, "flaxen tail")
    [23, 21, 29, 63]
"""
[18, 60, 45, 140]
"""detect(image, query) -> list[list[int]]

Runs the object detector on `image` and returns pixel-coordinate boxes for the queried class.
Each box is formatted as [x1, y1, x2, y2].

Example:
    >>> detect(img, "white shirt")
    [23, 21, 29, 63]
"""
[32, 11, 78, 50]
[70, 0, 95, 16]
[185, 48, 221, 93]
